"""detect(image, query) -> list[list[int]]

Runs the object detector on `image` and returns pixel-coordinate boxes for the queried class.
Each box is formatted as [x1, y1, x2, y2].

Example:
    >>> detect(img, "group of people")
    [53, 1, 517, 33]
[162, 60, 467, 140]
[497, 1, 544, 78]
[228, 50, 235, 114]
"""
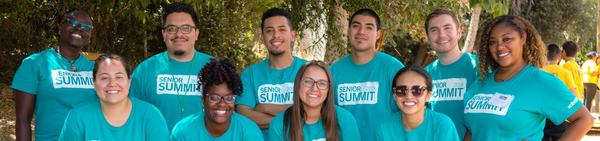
[11, 2, 595, 141]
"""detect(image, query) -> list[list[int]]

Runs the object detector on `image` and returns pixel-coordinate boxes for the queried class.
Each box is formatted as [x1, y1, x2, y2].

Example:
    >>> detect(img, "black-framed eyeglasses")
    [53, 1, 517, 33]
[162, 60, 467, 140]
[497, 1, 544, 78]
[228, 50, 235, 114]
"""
[207, 94, 236, 104]
[392, 85, 429, 98]
[302, 77, 329, 90]
[163, 25, 196, 34]
[66, 17, 93, 31]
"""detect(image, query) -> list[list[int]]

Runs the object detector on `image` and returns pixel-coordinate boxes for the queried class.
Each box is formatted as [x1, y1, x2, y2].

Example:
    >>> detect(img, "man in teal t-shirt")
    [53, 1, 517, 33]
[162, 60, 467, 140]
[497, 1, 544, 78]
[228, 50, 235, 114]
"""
[59, 98, 169, 141]
[330, 8, 405, 141]
[423, 9, 477, 140]
[267, 106, 360, 141]
[235, 8, 306, 133]
[375, 109, 459, 141]
[130, 3, 212, 130]
[464, 65, 583, 140]
[11, 9, 96, 141]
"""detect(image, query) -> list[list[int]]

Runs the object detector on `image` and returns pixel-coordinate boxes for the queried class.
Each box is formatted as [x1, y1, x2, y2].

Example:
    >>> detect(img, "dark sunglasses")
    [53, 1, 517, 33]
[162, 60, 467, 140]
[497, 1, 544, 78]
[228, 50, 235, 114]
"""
[392, 85, 430, 98]
[66, 17, 93, 31]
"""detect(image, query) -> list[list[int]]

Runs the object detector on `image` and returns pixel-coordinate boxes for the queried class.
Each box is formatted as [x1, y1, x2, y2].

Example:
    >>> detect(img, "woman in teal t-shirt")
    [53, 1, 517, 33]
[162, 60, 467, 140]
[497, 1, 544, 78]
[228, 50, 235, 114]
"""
[375, 66, 459, 141]
[59, 54, 169, 141]
[267, 60, 360, 141]
[464, 15, 593, 140]
[170, 58, 263, 140]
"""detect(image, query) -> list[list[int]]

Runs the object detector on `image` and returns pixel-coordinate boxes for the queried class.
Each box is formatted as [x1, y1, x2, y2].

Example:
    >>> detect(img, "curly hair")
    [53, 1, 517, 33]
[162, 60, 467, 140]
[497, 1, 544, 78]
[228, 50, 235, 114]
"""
[198, 58, 242, 97]
[476, 15, 546, 80]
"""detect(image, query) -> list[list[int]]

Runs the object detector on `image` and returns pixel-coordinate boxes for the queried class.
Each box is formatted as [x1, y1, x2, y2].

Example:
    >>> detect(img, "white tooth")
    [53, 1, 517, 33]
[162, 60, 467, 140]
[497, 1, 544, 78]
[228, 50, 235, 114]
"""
[272, 42, 282, 46]
[308, 94, 318, 98]
[499, 52, 509, 57]
[71, 34, 82, 38]
[403, 102, 416, 106]
[107, 90, 118, 94]
[215, 110, 226, 115]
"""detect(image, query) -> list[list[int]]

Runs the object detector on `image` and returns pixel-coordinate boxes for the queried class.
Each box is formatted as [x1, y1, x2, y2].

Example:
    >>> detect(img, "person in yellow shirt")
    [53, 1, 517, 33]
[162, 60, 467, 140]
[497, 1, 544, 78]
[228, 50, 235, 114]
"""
[543, 44, 578, 95]
[581, 52, 598, 110]
[542, 43, 579, 140]
[561, 41, 584, 102]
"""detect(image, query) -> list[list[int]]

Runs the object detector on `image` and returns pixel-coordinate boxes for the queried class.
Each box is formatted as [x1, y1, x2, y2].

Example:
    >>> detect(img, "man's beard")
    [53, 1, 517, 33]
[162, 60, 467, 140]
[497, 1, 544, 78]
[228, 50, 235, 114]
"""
[269, 50, 285, 56]
[173, 50, 186, 56]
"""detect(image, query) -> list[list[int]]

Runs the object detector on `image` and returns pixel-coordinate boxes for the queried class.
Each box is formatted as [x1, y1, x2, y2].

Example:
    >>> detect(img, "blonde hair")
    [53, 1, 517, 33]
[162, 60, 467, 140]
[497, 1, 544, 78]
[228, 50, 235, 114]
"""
[476, 15, 546, 80]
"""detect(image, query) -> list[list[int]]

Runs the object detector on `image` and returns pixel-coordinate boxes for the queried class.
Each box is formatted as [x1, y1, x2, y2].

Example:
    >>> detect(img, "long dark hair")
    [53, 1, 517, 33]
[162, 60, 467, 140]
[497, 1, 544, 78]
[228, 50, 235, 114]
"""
[283, 60, 339, 141]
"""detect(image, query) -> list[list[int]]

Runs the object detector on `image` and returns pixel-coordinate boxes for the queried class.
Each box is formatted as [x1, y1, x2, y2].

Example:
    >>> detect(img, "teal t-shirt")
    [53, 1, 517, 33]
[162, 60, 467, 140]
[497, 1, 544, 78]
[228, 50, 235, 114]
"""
[130, 51, 212, 130]
[267, 106, 361, 141]
[331, 52, 404, 141]
[170, 112, 263, 141]
[375, 109, 459, 141]
[11, 48, 96, 141]
[463, 65, 582, 141]
[424, 53, 477, 140]
[236, 56, 306, 108]
[58, 98, 169, 141]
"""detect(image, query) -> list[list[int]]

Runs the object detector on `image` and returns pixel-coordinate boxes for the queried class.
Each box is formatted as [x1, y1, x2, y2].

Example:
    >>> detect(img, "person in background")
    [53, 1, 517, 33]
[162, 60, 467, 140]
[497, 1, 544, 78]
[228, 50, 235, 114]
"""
[59, 54, 169, 141]
[171, 58, 263, 140]
[541, 44, 578, 141]
[562, 41, 585, 102]
[12, 8, 96, 141]
[267, 60, 360, 141]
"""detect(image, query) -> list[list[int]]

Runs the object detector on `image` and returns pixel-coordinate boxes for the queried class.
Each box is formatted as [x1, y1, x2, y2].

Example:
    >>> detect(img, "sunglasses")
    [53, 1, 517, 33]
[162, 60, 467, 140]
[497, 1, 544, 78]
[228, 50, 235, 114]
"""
[66, 17, 93, 31]
[392, 85, 430, 98]
[207, 94, 236, 104]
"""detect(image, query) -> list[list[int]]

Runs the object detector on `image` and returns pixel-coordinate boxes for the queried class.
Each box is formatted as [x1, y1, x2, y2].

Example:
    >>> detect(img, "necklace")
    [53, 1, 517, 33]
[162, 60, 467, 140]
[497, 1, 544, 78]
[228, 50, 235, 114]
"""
[56, 47, 79, 72]
[165, 53, 195, 115]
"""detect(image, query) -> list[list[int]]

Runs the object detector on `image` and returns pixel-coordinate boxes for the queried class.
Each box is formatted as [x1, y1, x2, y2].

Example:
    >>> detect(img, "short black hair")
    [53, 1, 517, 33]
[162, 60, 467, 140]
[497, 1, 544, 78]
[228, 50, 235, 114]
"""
[546, 43, 561, 60]
[60, 8, 92, 23]
[261, 8, 294, 31]
[391, 65, 433, 92]
[199, 58, 242, 97]
[349, 8, 381, 30]
[93, 54, 131, 80]
[562, 41, 578, 57]
[425, 9, 460, 34]
[162, 2, 199, 27]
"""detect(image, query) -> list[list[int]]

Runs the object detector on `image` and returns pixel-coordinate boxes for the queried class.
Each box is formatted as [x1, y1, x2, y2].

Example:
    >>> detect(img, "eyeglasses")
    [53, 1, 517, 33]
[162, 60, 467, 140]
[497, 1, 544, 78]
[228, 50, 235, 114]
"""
[302, 77, 329, 90]
[163, 25, 196, 34]
[207, 94, 236, 104]
[392, 85, 429, 98]
[66, 17, 93, 31]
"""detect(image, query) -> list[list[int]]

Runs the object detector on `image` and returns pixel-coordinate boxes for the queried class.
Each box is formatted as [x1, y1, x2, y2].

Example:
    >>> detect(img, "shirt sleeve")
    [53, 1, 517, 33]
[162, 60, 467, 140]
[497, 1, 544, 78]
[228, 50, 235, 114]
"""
[12, 57, 40, 94]
[337, 107, 361, 141]
[241, 115, 265, 140]
[145, 104, 169, 141]
[539, 76, 583, 125]
[266, 113, 285, 141]
[436, 114, 460, 141]
[130, 66, 146, 100]
[235, 69, 258, 109]
[58, 110, 82, 141]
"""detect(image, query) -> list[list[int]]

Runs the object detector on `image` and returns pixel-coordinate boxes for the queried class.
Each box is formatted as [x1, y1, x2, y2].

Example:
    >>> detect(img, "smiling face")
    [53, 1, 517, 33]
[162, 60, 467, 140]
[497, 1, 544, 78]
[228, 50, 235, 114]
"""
[94, 59, 130, 105]
[488, 23, 526, 69]
[348, 15, 381, 52]
[162, 12, 199, 56]
[427, 14, 462, 54]
[393, 71, 430, 115]
[262, 16, 295, 56]
[59, 11, 93, 48]
[298, 66, 329, 110]
[203, 83, 235, 125]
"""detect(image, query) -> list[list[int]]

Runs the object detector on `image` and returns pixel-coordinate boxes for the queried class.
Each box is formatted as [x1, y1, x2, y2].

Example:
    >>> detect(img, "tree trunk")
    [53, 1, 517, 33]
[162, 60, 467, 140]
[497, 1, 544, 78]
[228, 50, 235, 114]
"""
[462, 6, 481, 53]
[597, 0, 600, 52]
[324, 3, 348, 64]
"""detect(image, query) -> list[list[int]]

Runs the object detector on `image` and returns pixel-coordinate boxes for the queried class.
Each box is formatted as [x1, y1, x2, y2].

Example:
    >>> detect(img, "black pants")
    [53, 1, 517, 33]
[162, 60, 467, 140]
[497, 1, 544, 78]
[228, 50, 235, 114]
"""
[584, 83, 598, 110]
[542, 119, 570, 141]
